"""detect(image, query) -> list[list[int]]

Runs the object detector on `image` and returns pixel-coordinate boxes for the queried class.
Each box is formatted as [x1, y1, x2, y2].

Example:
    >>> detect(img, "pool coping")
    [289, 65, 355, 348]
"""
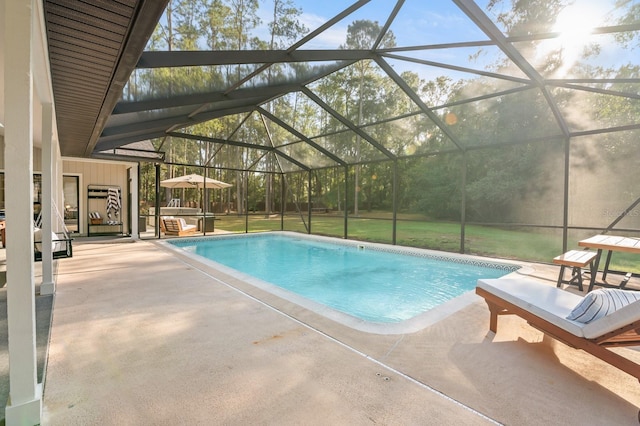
[157, 231, 528, 334]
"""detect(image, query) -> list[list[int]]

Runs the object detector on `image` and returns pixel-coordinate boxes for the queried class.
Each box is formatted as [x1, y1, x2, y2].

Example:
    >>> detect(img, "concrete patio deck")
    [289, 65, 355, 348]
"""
[36, 238, 640, 425]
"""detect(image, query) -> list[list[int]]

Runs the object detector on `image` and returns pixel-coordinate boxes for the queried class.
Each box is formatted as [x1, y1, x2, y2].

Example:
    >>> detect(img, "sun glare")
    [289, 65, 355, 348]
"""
[552, 3, 603, 47]
[535, 2, 610, 77]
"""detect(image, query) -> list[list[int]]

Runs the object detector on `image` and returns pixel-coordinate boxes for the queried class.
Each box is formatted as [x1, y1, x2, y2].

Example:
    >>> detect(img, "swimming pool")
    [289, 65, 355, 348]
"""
[166, 232, 519, 332]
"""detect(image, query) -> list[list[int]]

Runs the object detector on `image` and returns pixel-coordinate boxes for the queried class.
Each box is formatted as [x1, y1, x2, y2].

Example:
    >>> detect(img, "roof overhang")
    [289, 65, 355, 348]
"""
[44, 0, 169, 157]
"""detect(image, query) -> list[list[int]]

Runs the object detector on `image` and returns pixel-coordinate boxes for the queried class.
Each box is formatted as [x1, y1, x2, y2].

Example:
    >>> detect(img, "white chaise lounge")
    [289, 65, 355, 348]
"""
[476, 278, 640, 381]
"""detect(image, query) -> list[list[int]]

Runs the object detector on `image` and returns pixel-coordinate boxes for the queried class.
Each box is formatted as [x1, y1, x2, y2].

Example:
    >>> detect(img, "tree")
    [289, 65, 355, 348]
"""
[262, 0, 307, 215]
[268, 0, 307, 49]
[339, 20, 396, 215]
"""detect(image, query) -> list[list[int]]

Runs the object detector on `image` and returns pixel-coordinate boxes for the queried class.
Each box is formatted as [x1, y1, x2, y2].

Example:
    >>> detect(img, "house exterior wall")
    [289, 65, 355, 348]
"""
[0, 136, 132, 235]
[63, 158, 132, 236]
[0, 138, 133, 236]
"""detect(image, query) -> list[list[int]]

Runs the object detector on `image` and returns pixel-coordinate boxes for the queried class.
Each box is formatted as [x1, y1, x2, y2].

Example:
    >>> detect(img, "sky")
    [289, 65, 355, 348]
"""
[266, 0, 637, 80]
[254, 0, 632, 50]
[254, 0, 489, 50]
[149, 0, 638, 83]
[249, 0, 494, 81]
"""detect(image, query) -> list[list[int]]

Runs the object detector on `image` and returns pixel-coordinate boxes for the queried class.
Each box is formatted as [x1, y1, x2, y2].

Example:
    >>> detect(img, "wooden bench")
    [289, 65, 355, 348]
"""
[553, 250, 598, 292]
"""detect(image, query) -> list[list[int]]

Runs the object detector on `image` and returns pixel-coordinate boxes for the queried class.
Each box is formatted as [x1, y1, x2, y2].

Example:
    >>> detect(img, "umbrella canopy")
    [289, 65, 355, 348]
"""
[160, 173, 232, 189]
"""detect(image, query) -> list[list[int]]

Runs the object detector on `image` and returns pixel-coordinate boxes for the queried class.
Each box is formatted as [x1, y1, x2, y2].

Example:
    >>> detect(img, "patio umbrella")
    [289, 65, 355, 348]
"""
[160, 173, 232, 189]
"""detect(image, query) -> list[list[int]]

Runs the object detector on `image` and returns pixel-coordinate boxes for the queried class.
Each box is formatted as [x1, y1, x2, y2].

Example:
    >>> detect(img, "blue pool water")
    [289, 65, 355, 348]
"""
[169, 233, 515, 323]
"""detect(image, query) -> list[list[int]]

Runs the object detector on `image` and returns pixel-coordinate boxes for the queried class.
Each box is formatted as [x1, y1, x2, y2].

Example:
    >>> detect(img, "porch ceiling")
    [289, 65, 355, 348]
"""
[43, 0, 168, 157]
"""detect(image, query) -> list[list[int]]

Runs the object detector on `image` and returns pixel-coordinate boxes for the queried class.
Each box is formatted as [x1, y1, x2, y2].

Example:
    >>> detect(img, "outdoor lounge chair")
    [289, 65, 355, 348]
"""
[476, 278, 640, 383]
[162, 217, 197, 236]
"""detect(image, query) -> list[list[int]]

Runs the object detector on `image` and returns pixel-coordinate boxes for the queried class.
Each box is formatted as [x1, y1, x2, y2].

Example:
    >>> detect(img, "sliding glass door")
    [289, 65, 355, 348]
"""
[63, 175, 79, 233]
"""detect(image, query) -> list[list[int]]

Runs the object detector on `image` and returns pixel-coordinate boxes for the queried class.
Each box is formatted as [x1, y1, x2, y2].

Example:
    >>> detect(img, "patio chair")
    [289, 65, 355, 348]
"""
[162, 217, 196, 236]
[159, 216, 169, 235]
[475, 278, 640, 382]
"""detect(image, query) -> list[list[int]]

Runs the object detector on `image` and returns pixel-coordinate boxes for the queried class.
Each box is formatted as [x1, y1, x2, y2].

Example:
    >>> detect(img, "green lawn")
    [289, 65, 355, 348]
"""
[210, 212, 639, 273]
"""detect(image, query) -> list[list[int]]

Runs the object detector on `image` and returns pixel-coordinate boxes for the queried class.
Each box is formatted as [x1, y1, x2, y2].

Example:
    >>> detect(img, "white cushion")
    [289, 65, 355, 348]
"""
[34, 227, 43, 251]
[34, 228, 65, 252]
[178, 218, 196, 230]
[477, 278, 640, 339]
[477, 278, 586, 337]
[582, 297, 640, 338]
[567, 288, 640, 323]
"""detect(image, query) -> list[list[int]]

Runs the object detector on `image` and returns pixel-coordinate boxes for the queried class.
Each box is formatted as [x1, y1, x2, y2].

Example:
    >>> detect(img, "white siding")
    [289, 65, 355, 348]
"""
[63, 159, 132, 235]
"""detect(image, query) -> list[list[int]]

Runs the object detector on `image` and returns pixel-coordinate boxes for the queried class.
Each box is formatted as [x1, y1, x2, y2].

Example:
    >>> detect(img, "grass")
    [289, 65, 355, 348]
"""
[211, 211, 640, 273]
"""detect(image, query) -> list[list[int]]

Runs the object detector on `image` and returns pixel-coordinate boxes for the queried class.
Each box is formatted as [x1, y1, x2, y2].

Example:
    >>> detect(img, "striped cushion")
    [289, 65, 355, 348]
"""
[567, 288, 640, 323]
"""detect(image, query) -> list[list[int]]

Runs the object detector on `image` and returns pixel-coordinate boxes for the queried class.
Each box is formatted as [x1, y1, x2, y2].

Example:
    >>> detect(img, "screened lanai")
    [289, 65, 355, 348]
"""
[90, 0, 640, 266]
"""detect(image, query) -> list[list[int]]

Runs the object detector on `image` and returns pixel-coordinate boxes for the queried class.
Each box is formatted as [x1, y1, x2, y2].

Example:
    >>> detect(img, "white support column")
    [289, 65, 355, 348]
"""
[41, 102, 55, 295]
[4, 0, 43, 424]
[130, 165, 140, 239]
